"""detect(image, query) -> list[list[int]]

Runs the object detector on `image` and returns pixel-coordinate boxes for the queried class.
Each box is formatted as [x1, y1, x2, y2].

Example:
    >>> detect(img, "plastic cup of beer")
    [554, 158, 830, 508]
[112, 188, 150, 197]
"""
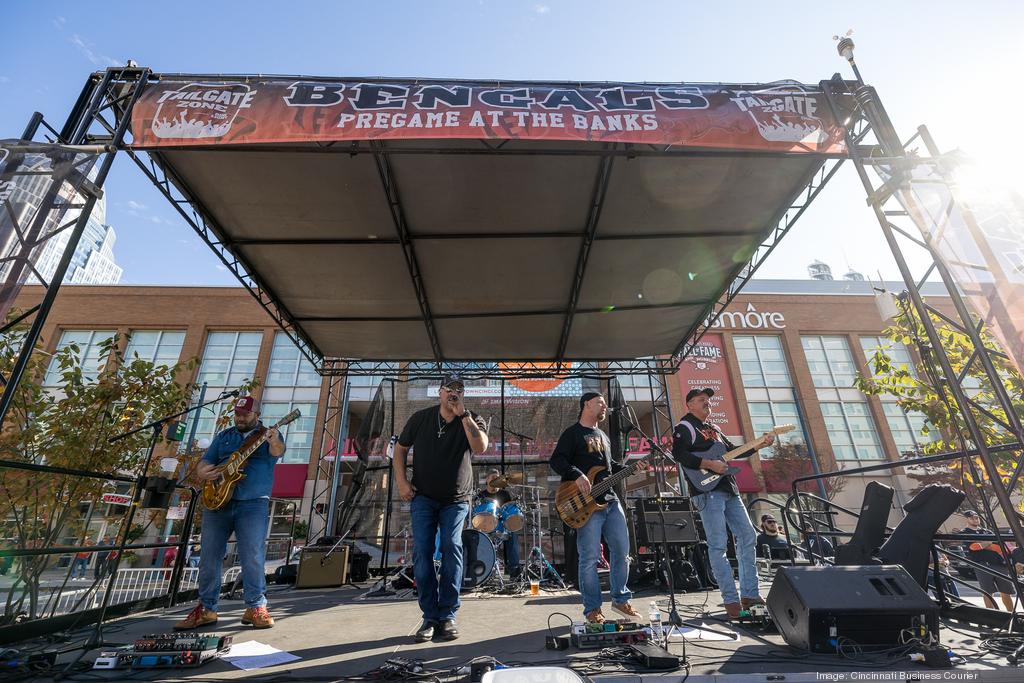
[530, 579, 540, 595]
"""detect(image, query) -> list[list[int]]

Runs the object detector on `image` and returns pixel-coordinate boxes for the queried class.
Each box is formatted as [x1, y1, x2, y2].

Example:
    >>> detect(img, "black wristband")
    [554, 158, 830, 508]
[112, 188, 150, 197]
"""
[460, 411, 471, 420]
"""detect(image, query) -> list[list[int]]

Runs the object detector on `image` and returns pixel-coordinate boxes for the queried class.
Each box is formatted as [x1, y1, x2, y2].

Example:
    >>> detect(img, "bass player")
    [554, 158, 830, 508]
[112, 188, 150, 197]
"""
[550, 391, 640, 623]
[175, 396, 286, 631]
[672, 387, 773, 619]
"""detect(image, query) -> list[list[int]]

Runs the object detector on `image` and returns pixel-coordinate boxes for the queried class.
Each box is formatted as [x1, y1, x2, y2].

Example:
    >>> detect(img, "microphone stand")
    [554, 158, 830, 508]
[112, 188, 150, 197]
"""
[624, 407, 683, 651]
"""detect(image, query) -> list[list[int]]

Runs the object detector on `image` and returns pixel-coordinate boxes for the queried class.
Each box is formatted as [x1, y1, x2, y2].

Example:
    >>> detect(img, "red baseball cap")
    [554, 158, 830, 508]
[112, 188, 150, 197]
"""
[234, 396, 260, 414]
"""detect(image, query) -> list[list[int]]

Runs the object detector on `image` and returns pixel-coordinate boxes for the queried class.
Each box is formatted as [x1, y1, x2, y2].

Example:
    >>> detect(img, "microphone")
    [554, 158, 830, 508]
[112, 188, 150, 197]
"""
[671, 521, 688, 528]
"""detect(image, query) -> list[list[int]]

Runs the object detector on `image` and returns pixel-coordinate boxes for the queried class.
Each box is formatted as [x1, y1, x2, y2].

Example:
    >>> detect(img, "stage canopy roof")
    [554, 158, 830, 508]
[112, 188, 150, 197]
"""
[130, 75, 849, 366]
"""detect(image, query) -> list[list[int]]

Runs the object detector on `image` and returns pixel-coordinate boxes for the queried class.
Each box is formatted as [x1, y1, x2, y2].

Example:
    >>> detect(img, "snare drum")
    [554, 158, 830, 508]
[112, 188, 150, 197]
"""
[471, 498, 499, 532]
[498, 501, 525, 533]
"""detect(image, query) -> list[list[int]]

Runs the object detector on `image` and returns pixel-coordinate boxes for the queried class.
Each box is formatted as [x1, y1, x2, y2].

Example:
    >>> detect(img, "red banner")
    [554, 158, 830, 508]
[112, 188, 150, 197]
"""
[677, 334, 742, 438]
[129, 78, 847, 153]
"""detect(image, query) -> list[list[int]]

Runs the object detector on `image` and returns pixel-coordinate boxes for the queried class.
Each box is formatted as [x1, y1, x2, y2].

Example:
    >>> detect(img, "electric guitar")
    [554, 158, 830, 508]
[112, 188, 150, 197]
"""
[680, 424, 795, 494]
[555, 449, 661, 529]
[200, 409, 300, 510]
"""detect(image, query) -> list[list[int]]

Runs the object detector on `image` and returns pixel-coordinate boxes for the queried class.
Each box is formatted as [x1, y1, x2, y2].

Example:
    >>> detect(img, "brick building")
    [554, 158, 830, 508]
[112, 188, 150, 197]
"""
[12, 277, 959, 552]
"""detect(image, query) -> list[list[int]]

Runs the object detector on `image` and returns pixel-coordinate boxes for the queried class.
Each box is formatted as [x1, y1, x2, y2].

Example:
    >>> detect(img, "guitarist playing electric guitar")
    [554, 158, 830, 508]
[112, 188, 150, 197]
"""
[550, 392, 641, 625]
[175, 396, 286, 632]
[671, 388, 774, 620]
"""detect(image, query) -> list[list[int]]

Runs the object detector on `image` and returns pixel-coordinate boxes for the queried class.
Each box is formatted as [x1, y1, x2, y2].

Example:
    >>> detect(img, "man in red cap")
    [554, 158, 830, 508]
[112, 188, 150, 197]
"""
[175, 396, 285, 630]
[393, 373, 488, 642]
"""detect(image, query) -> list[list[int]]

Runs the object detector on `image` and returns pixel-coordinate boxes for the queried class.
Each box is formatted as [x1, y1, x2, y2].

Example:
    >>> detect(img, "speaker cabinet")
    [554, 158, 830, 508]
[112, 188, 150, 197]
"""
[296, 546, 349, 588]
[767, 565, 938, 652]
[635, 497, 698, 545]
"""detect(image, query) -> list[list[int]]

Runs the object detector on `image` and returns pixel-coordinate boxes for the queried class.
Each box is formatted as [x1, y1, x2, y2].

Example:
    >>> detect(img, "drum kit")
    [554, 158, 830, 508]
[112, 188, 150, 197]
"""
[464, 471, 529, 589]
[370, 471, 565, 597]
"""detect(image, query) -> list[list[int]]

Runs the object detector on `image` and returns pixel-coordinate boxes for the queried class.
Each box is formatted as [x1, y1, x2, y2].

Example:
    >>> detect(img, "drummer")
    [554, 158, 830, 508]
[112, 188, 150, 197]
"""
[475, 469, 522, 579]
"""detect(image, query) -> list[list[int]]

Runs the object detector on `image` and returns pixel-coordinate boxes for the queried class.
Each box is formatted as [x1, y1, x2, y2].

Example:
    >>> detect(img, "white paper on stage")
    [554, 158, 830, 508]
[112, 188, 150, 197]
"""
[222, 640, 300, 670]
[664, 622, 738, 641]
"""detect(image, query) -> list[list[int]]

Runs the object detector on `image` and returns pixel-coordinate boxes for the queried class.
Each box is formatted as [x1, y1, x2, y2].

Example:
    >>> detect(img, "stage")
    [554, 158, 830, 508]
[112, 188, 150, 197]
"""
[49, 578, 1021, 682]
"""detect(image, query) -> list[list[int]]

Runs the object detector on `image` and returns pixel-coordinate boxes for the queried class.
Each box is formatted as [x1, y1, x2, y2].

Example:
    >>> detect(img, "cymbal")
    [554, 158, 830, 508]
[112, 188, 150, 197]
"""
[490, 472, 525, 488]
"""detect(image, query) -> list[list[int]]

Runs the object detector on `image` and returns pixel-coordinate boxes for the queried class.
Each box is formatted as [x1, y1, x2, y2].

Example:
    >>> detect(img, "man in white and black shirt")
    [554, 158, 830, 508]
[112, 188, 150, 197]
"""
[671, 388, 773, 619]
[393, 374, 488, 642]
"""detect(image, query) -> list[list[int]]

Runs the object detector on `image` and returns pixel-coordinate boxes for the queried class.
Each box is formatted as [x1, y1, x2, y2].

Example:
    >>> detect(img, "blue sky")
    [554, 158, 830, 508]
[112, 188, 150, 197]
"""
[1, 1, 1021, 285]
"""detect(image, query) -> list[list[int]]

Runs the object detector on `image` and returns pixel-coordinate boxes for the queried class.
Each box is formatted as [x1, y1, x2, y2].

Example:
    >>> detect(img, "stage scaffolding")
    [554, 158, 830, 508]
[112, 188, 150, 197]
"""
[5, 56, 1021, 594]
[820, 40, 1024, 567]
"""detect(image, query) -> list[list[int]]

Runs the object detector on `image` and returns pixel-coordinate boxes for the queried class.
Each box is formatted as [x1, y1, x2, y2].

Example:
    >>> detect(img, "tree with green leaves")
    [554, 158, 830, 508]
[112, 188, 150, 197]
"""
[854, 303, 1024, 516]
[0, 329, 197, 622]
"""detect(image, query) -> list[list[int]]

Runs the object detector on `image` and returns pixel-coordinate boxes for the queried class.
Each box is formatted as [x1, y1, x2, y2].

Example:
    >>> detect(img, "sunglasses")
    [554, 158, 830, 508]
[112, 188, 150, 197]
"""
[443, 386, 465, 395]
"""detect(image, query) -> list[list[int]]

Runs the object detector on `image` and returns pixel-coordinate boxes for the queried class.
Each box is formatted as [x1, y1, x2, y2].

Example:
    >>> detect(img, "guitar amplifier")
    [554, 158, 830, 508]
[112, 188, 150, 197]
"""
[634, 497, 698, 545]
[296, 546, 349, 588]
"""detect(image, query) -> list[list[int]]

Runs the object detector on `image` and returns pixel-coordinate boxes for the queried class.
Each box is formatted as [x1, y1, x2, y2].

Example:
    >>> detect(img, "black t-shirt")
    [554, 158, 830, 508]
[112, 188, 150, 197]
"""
[671, 413, 753, 496]
[398, 406, 487, 505]
[961, 526, 1004, 567]
[756, 532, 792, 560]
[549, 423, 623, 503]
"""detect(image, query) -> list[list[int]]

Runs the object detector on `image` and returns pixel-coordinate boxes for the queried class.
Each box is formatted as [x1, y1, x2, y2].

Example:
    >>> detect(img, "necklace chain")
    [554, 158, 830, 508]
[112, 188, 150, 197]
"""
[436, 410, 446, 438]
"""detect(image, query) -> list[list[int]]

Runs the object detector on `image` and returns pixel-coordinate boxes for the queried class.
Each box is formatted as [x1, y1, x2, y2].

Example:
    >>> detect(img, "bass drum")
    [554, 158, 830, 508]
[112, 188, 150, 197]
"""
[461, 529, 496, 588]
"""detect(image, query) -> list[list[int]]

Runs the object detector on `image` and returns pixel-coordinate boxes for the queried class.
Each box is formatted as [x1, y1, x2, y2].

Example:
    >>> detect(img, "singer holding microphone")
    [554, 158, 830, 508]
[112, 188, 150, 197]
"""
[393, 374, 488, 643]
[671, 388, 773, 620]
[174, 396, 286, 631]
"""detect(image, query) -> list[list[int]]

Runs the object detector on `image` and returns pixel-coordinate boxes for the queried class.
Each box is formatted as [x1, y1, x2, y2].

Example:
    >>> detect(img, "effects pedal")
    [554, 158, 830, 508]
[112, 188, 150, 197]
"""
[127, 633, 232, 669]
[571, 620, 649, 649]
[92, 647, 133, 670]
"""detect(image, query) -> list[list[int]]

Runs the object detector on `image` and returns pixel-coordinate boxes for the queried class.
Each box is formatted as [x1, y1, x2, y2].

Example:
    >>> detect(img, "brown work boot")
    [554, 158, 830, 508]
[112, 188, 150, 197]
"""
[174, 604, 218, 631]
[586, 608, 605, 624]
[241, 606, 275, 629]
[611, 602, 641, 621]
[741, 596, 765, 609]
[724, 602, 742, 619]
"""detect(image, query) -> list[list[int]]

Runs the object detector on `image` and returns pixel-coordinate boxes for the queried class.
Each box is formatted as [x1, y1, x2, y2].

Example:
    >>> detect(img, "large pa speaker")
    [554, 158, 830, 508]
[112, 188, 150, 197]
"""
[296, 546, 349, 588]
[767, 565, 939, 652]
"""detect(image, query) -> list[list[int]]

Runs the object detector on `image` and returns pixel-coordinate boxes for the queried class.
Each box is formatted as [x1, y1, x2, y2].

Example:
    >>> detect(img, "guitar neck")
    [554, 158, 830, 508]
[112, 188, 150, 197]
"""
[590, 450, 658, 497]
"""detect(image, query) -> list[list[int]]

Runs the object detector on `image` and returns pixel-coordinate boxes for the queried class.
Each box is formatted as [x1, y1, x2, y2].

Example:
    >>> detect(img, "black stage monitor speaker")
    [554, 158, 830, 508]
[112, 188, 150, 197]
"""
[635, 497, 698, 545]
[767, 565, 939, 653]
[835, 480, 893, 566]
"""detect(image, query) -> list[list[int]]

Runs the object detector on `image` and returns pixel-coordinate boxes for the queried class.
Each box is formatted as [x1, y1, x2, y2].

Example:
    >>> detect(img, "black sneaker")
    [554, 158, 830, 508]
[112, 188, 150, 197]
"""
[436, 619, 459, 641]
[414, 620, 436, 643]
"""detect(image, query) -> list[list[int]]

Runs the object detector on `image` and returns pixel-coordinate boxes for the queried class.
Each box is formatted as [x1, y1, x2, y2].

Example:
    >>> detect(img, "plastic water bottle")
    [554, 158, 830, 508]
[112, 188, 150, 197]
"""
[648, 601, 662, 645]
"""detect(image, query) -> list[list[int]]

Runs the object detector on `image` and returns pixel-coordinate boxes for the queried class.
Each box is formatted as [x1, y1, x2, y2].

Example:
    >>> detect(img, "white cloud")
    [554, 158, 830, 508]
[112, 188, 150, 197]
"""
[69, 34, 120, 68]
[534, 4, 550, 13]
[52, 16, 66, 29]
[126, 200, 147, 211]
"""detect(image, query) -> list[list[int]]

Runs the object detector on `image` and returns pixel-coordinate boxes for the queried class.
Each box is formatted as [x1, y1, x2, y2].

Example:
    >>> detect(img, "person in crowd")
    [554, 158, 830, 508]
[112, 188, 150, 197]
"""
[755, 514, 792, 560]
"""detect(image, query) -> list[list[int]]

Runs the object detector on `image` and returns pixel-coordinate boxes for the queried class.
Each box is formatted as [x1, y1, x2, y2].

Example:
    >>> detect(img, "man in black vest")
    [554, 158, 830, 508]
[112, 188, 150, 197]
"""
[671, 388, 773, 619]
[393, 374, 488, 642]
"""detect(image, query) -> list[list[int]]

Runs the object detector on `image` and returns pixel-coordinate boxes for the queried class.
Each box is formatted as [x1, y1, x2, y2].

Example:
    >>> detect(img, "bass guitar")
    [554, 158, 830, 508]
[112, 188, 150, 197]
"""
[680, 424, 794, 494]
[201, 409, 300, 510]
[555, 449, 660, 530]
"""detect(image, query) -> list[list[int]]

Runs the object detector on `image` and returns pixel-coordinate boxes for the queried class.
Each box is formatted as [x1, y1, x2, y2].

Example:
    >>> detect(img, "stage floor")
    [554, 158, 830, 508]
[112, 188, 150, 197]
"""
[47, 578, 1022, 682]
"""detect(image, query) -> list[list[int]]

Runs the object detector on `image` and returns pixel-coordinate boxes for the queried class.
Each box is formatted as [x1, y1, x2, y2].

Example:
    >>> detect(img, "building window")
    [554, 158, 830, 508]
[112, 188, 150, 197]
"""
[125, 330, 186, 368]
[44, 330, 116, 385]
[261, 400, 318, 464]
[184, 331, 264, 446]
[732, 335, 806, 453]
[803, 335, 884, 461]
[196, 331, 263, 388]
[802, 335, 858, 388]
[859, 336, 938, 455]
[267, 332, 320, 387]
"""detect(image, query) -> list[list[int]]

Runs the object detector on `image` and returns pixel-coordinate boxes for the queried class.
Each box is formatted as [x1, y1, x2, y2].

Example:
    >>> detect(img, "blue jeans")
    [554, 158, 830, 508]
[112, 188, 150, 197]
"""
[412, 495, 469, 622]
[198, 498, 270, 611]
[694, 490, 758, 604]
[576, 498, 631, 616]
[71, 558, 88, 579]
[504, 532, 521, 576]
